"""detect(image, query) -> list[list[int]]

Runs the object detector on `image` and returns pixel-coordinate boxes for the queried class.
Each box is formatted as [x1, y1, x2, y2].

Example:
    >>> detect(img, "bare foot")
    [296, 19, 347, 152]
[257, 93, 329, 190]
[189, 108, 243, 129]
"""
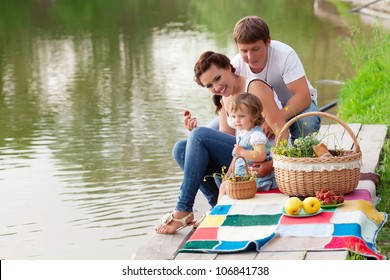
[154, 211, 194, 234]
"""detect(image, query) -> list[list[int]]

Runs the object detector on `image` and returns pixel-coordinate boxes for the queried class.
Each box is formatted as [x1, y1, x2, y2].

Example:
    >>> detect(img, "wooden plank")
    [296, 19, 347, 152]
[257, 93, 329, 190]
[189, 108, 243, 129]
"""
[305, 250, 348, 260]
[255, 251, 306, 260]
[319, 124, 330, 136]
[215, 251, 258, 260]
[340, 123, 361, 150]
[355, 125, 387, 173]
[319, 122, 362, 151]
[175, 252, 217, 260]
[132, 227, 195, 260]
[318, 123, 345, 150]
[319, 124, 340, 149]
[132, 192, 210, 260]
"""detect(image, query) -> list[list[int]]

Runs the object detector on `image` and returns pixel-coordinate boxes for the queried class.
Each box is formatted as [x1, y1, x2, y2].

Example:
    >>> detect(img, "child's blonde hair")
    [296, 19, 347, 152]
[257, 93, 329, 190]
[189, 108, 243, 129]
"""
[228, 93, 265, 126]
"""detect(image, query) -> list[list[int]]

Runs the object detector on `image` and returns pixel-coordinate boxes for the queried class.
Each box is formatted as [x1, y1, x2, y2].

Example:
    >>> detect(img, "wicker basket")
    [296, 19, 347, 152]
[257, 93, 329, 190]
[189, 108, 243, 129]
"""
[273, 112, 362, 197]
[225, 156, 257, 199]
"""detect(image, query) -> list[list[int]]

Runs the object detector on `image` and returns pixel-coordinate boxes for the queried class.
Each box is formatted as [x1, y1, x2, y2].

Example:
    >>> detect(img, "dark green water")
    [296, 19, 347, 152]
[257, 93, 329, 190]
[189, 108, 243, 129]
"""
[0, 0, 374, 259]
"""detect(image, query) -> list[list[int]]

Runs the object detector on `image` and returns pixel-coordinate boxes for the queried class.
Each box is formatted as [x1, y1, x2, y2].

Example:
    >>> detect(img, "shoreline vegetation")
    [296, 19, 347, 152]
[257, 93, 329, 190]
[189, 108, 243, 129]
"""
[338, 25, 389, 259]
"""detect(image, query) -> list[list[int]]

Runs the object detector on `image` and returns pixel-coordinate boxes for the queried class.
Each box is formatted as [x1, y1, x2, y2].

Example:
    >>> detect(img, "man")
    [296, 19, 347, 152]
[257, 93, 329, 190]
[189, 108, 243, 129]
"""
[231, 15, 320, 142]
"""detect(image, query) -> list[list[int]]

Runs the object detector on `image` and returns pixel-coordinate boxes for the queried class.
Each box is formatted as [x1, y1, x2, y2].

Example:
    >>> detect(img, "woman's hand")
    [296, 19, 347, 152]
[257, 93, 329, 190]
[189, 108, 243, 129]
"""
[184, 110, 197, 131]
[250, 160, 274, 178]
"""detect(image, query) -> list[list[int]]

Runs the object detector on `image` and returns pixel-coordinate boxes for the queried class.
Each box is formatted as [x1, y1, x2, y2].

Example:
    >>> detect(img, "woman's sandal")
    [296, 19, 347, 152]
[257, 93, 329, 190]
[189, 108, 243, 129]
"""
[155, 212, 195, 234]
[193, 211, 210, 228]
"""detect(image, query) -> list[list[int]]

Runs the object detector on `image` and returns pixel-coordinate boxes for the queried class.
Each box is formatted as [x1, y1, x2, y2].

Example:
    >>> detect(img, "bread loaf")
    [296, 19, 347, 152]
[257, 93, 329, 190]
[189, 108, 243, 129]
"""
[313, 143, 333, 157]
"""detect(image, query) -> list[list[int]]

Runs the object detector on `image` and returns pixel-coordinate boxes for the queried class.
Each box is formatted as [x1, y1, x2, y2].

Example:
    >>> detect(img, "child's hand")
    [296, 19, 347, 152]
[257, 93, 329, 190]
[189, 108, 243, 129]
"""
[232, 144, 245, 157]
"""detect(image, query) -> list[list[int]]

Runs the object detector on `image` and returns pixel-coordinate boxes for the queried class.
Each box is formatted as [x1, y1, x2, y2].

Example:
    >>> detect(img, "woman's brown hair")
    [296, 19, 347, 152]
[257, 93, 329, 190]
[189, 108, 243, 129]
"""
[194, 51, 237, 113]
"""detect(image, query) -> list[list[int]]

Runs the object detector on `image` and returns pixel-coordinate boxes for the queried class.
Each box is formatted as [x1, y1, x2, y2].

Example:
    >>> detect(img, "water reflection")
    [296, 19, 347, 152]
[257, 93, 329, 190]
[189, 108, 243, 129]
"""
[0, 0, 376, 259]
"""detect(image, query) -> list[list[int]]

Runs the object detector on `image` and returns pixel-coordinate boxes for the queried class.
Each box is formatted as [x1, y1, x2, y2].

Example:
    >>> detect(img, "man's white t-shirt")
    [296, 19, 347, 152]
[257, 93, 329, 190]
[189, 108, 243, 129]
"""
[231, 40, 317, 107]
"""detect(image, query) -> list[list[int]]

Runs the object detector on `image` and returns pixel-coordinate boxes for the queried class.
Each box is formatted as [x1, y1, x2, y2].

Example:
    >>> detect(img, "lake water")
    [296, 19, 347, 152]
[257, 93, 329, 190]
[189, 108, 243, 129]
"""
[0, 0, 376, 259]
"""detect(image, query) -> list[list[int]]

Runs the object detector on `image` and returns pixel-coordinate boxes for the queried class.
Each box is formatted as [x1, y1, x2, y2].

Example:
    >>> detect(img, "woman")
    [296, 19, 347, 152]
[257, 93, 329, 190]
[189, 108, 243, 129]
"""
[155, 51, 288, 234]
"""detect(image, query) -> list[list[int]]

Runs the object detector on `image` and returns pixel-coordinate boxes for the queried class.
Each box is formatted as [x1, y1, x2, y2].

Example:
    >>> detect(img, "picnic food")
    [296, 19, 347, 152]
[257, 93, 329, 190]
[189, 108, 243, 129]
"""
[315, 188, 344, 205]
[183, 109, 190, 117]
[302, 197, 321, 214]
[284, 197, 303, 215]
[313, 143, 333, 158]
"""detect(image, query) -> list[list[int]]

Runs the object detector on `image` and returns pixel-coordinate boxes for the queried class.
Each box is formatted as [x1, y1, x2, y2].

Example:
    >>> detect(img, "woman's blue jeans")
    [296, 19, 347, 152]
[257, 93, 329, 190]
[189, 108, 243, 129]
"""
[172, 127, 235, 213]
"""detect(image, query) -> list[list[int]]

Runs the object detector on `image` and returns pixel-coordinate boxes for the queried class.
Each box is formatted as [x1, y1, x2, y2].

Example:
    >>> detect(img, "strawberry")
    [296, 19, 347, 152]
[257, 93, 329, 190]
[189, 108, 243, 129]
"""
[324, 197, 332, 205]
[183, 110, 190, 117]
[336, 196, 344, 204]
[323, 191, 331, 199]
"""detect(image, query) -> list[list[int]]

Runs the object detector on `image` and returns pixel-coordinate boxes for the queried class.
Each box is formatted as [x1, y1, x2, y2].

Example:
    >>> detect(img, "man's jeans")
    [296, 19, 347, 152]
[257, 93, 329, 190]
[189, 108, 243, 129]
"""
[288, 101, 321, 143]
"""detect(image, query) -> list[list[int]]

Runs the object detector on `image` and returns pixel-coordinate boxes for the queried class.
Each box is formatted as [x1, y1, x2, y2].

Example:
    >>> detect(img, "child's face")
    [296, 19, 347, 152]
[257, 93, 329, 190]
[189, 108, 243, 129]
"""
[229, 108, 254, 132]
[236, 39, 270, 73]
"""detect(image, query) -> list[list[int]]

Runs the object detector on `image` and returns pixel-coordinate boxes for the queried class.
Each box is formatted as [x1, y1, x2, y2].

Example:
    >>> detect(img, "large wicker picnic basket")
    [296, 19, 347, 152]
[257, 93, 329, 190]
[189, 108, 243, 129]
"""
[273, 112, 362, 197]
[225, 156, 257, 199]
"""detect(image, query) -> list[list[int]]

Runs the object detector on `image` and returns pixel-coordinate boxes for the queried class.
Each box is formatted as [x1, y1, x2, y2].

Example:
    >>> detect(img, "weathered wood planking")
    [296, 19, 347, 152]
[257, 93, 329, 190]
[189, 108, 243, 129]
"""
[131, 226, 194, 260]
[355, 125, 388, 173]
[132, 124, 387, 260]
[132, 192, 209, 260]
[318, 123, 354, 150]
[305, 250, 349, 260]
[318, 123, 362, 151]
[254, 251, 306, 260]
[174, 252, 217, 260]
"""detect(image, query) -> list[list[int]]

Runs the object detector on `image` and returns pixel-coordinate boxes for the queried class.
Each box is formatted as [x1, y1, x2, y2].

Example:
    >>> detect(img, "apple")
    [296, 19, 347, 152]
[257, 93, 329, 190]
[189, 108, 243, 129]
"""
[284, 197, 303, 215]
[183, 109, 190, 117]
[302, 197, 321, 214]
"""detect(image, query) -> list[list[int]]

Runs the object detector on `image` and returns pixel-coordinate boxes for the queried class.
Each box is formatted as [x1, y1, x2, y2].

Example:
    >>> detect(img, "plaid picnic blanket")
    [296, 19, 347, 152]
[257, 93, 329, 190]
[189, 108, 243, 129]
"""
[180, 187, 387, 260]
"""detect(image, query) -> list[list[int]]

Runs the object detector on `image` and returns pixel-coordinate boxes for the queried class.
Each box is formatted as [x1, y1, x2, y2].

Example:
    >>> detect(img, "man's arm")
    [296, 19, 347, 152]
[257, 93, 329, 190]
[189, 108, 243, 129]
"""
[281, 76, 312, 120]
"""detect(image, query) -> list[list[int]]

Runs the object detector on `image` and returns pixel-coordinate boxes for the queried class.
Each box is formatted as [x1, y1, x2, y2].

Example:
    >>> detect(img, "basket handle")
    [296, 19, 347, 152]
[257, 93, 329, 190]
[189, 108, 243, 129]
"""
[275, 111, 361, 153]
[231, 156, 251, 176]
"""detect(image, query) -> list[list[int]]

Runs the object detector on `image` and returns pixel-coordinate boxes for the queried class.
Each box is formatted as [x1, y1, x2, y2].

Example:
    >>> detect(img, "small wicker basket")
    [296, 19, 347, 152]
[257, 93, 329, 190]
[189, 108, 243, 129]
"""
[273, 112, 362, 197]
[225, 156, 257, 199]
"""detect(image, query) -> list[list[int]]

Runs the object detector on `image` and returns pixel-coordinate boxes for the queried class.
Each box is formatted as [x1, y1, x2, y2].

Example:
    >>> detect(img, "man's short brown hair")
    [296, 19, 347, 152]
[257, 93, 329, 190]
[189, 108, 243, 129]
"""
[233, 16, 270, 44]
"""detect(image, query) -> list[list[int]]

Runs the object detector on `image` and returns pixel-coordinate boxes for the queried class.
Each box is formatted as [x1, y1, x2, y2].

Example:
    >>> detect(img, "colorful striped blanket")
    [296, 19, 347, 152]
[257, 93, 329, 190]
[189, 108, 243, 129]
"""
[180, 187, 387, 260]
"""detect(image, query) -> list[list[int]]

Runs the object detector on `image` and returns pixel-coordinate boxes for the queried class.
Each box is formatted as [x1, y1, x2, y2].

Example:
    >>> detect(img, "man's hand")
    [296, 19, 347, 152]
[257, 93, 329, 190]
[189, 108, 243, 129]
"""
[250, 160, 274, 178]
[261, 122, 275, 140]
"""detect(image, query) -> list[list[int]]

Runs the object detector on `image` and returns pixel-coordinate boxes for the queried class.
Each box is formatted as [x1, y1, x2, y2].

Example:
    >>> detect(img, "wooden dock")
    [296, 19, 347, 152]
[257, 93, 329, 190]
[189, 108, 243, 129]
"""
[132, 123, 387, 260]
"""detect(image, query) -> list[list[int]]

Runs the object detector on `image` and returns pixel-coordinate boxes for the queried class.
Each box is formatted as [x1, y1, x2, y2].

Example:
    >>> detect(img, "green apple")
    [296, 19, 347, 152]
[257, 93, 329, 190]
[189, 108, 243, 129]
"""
[302, 197, 321, 214]
[284, 197, 303, 215]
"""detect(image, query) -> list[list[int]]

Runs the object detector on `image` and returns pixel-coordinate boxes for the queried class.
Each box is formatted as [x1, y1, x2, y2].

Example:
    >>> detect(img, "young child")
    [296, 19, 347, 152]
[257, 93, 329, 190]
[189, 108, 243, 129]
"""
[218, 93, 277, 202]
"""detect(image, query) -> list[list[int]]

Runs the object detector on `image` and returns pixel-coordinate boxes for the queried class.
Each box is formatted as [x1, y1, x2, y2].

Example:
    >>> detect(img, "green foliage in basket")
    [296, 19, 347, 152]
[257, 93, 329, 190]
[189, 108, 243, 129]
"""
[203, 165, 257, 182]
[271, 132, 321, 158]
